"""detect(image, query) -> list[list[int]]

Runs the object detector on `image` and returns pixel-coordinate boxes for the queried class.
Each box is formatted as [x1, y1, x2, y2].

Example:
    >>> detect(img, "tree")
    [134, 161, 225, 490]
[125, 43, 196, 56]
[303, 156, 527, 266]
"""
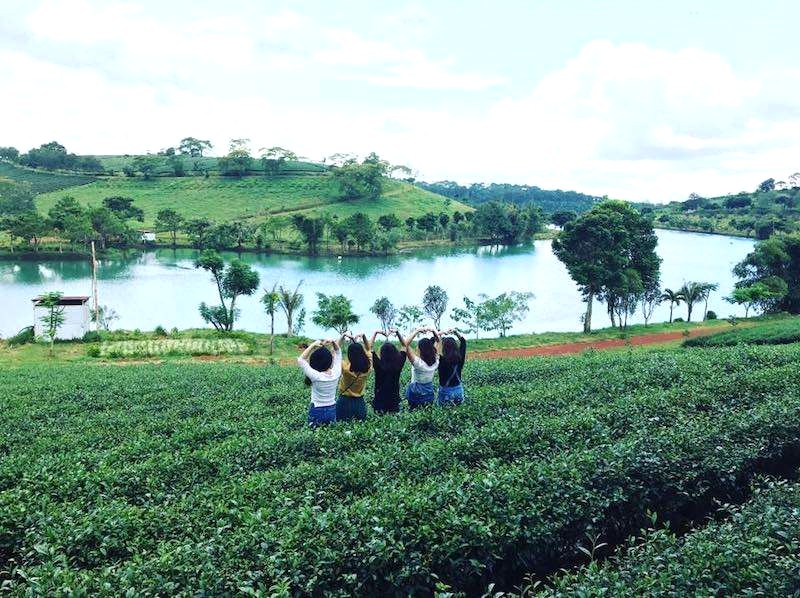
[91, 305, 119, 331]
[330, 153, 389, 201]
[155, 209, 184, 246]
[89, 207, 130, 249]
[726, 282, 786, 317]
[422, 285, 449, 329]
[661, 288, 683, 323]
[377, 213, 401, 231]
[473, 202, 530, 244]
[37, 291, 66, 356]
[185, 218, 214, 248]
[292, 215, 325, 254]
[553, 200, 660, 333]
[438, 212, 450, 231]
[416, 213, 438, 240]
[261, 284, 280, 355]
[194, 251, 259, 331]
[640, 285, 662, 326]
[551, 210, 577, 227]
[699, 282, 719, 321]
[450, 296, 488, 339]
[345, 212, 374, 251]
[259, 147, 297, 177]
[370, 297, 397, 331]
[312, 293, 359, 334]
[480, 291, 534, 337]
[678, 281, 710, 323]
[167, 154, 185, 177]
[132, 154, 162, 179]
[396, 305, 424, 332]
[6, 211, 49, 251]
[776, 194, 796, 212]
[178, 137, 212, 157]
[0, 146, 19, 161]
[331, 220, 349, 252]
[405, 217, 416, 232]
[733, 233, 800, 313]
[758, 178, 776, 193]
[218, 139, 252, 177]
[102, 196, 144, 222]
[277, 281, 304, 335]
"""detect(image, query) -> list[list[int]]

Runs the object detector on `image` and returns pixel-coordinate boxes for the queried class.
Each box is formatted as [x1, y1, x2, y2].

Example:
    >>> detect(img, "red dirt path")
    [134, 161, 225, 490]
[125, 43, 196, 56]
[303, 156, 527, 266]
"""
[473, 327, 718, 360]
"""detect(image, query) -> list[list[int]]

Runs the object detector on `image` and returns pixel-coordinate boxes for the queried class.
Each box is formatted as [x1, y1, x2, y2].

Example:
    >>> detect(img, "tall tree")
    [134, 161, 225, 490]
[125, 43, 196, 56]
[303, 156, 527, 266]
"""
[218, 139, 252, 177]
[345, 212, 374, 251]
[178, 137, 212, 157]
[677, 281, 708, 323]
[194, 251, 260, 331]
[422, 285, 449, 329]
[479, 291, 534, 337]
[450, 296, 488, 339]
[312, 293, 359, 334]
[370, 297, 397, 331]
[726, 282, 786, 317]
[330, 153, 388, 201]
[277, 281, 304, 336]
[292, 215, 325, 254]
[660, 288, 683, 323]
[261, 284, 280, 355]
[37, 291, 66, 356]
[553, 200, 660, 333]
[155, 209, 184, 246]
[185, 218, 214, 248]
[259, 147, 297, 177]
[103, 196, 144, 222]
[132, 155, 162, 179]
[733, 233, 800, 313]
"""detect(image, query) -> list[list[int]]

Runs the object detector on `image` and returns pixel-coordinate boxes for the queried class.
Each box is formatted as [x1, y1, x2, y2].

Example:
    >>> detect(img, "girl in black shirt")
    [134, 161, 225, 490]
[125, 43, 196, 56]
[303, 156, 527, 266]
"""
[370, 329, 407, 414]
[437, 329, 466, 406]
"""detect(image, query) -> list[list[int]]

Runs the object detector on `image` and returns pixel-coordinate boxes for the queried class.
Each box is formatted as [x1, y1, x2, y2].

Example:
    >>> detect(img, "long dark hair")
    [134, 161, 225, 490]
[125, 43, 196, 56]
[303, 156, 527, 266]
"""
[442, 336, 460, 365]
[305, 346, 333, 386]
[348, 342, 371, 374]
[418, 337, 437, 366]
[379, 342, 405, 373]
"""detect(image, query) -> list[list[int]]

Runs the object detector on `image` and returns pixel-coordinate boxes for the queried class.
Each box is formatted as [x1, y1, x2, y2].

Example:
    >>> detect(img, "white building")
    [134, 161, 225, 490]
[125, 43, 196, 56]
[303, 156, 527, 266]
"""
[141, 231, 157, 243]
[32, 296, 90, 340]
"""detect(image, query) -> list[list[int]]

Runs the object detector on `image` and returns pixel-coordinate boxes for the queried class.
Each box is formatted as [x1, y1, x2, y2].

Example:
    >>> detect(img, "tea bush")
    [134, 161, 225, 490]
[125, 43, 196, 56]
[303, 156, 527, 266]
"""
[685, 317, 800, 348]
[2, 345, 800, 594]
[540, 476, 800, 596]
[95, 338, 252, 358]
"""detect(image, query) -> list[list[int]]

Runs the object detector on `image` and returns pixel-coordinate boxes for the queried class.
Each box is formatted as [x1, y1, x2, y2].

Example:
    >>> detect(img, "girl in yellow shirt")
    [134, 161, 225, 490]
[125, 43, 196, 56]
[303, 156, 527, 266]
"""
[336, 332, 373, 422]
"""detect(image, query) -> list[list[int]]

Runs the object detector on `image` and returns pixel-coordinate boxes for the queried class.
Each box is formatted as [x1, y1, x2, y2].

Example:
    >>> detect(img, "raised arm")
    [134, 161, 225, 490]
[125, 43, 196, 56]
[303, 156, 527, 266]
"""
[429, 328, 441, 353]
[369, 330, 381, 349]
[403, 328, 422, 361]
[362, 332, 373, 352]
[393, 328, 406, 347]
[299, 340, 322, 362]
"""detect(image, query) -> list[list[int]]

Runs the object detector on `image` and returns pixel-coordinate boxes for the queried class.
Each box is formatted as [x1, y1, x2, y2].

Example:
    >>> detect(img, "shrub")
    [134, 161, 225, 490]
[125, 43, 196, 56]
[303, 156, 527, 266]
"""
[705, 310, 717, 320]
[685, 318, 800, 348]
[86, 346, 101, 358]
[6, 326, 35, 347]
[673, 317, 684, 322]
[154, 325, 168, 337]
[82, 331, 101, 343]
[97, 338, 252, 358]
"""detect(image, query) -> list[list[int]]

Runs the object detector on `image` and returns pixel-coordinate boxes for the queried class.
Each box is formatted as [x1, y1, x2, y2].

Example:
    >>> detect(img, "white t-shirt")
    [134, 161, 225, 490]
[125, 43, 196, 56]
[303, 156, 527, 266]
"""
[298, 347, 342, 407]
[410, 354, 438, 384]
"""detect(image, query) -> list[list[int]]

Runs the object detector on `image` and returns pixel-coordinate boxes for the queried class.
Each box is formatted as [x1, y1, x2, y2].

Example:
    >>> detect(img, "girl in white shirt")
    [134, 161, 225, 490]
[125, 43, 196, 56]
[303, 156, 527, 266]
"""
[297, 336, 343, 427]
[403, 328, 440, 410]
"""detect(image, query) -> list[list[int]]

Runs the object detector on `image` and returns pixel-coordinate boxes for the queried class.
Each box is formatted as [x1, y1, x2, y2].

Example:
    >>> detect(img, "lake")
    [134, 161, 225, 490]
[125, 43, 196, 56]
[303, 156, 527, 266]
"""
[0, 230, 755, 339]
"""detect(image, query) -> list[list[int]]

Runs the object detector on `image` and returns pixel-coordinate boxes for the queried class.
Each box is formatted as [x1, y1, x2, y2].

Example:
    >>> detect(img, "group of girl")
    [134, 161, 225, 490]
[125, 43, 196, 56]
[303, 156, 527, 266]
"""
[297, 327, 468, 427]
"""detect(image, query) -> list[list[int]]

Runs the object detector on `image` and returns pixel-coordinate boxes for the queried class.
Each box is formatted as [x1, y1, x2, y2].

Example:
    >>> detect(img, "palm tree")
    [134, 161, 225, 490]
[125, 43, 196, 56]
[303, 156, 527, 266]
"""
[661, 288, 683, 323]
[277, 281, 304, 336]
[261, 284, 280, 355]
[698, 282, 719, 321]
[678, 281, 706, 323]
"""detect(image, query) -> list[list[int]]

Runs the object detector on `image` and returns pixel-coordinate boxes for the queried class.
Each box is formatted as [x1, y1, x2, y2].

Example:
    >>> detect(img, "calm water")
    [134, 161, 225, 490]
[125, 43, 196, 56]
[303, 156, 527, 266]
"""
[0, 230, 754, 339]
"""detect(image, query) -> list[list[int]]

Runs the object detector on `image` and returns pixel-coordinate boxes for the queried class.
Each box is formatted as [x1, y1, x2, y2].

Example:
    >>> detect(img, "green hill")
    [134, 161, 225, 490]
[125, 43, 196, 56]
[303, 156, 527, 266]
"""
[647, 184, 800, 238]
[0, 161, 96, 195]
[35, 174, 469, 228]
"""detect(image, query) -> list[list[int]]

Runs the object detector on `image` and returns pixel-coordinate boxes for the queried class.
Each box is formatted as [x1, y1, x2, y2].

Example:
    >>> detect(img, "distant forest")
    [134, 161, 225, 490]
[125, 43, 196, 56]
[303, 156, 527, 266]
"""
[416, 181, 601, 214]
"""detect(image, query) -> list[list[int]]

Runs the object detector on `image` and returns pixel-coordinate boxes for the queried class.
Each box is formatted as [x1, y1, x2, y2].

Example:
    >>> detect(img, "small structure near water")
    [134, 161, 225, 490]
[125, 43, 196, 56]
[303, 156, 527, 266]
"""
[32, 295, 90, 339]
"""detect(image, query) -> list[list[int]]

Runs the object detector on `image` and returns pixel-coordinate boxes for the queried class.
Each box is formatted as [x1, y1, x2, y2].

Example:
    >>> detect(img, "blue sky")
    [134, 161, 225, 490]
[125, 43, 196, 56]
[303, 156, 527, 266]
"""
[2, 0, 799, 201]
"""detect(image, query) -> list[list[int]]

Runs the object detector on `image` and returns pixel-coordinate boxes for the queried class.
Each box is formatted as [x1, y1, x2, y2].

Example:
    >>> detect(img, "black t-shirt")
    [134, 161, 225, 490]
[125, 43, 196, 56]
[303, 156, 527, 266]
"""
[372, 351, 407, 410]
[438, 337, 466, 387]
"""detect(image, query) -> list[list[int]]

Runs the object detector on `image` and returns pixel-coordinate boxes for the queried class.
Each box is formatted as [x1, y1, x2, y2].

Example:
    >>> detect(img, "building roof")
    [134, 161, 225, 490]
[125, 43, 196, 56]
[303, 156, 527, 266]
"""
[32, 296, 90, 306]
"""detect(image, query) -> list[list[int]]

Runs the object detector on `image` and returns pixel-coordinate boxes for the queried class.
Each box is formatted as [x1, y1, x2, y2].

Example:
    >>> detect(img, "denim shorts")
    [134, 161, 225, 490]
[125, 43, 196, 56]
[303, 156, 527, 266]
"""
[308, 404, 336, 428]
[406, 382, 435, 409]
[437, 384, 465, 406]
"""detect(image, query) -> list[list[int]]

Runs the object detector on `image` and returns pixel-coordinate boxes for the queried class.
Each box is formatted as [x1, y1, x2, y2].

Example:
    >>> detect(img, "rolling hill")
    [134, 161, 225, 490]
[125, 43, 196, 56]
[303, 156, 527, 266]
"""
[0, 161, 96, 195]
[33, 172, 470, 228]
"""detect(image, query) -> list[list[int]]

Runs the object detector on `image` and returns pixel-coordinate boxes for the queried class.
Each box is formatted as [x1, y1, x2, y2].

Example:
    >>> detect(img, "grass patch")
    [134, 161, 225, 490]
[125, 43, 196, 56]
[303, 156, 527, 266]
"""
[0, 161, 95, 194]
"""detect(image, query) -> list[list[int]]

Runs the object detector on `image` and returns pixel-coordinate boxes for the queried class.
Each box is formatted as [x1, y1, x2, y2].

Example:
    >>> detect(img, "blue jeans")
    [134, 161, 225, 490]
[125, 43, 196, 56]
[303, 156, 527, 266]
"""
[406, 382, 434, 410]
[438, 384, 465, 406]
[308, 404, 336, 428]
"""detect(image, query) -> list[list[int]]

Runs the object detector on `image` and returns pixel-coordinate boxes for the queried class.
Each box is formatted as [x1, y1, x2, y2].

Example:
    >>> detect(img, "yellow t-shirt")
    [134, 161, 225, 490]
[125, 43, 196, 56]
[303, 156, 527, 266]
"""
[338, 353, 373, 397]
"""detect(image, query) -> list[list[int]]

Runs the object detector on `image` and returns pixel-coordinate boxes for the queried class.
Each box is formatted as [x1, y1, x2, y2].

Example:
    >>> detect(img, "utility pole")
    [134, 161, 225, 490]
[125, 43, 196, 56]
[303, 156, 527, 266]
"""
[91, 241, 100, 330]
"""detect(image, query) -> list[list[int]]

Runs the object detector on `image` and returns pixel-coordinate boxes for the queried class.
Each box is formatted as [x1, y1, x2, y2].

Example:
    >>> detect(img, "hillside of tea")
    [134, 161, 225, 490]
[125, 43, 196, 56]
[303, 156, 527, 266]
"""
[2, 342, 800, 594]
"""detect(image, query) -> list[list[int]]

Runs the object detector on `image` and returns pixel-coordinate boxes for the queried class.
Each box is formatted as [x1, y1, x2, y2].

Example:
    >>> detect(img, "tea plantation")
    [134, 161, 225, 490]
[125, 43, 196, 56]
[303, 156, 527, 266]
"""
[2, 344, 800, 594]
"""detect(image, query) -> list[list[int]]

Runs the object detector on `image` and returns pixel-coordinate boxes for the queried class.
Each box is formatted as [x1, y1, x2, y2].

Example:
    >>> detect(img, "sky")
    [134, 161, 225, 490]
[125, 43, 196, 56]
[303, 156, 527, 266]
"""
[1, 0, 799, 203]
